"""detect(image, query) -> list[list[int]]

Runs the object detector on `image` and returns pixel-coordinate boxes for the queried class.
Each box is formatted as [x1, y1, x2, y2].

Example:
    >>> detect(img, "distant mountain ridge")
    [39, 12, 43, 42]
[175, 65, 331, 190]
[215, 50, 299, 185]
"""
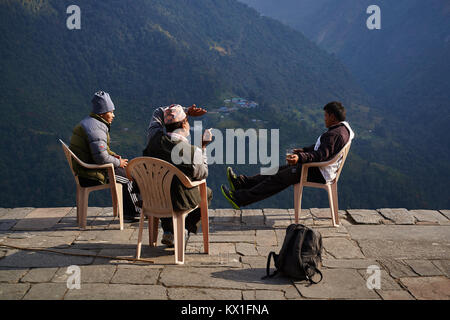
[239, 0, 450, 206]
[239, 0, 450, 132]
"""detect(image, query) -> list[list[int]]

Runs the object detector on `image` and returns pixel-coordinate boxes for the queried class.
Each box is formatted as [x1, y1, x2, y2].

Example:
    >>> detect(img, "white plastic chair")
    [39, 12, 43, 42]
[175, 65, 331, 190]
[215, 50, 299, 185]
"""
[59, 139, 123, 230]
[126, 157, 209, 264]
[294, 142, 352, 227]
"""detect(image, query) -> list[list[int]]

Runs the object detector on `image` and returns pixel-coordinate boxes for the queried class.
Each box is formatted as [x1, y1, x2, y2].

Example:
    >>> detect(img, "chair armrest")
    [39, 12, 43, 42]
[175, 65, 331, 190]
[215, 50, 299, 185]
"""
[181, 178, 206, 189]
[106, 166, 117, 185]
[81, 162, 115, 170]
[302, 152, 344, 168]
[302, 161, 330, 169]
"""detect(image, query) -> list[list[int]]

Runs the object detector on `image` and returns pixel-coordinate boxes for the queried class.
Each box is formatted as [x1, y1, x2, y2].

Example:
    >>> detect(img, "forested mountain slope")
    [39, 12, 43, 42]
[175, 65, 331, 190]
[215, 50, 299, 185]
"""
[1, 0, 446, 209]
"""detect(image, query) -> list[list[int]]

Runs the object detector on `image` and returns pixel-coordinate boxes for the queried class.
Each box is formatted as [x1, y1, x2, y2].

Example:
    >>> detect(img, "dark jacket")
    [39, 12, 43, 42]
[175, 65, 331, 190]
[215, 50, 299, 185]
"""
[70, 113, 119, 184]
[143, 107, 209, 211]
[297, 121, 355, 182]
[297, 122, 352, 164]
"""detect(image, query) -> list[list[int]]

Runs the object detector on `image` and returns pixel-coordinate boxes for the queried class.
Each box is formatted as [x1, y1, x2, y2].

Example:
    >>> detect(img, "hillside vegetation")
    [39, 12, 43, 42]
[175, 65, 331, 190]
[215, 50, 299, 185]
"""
[0, 0, 447, 209]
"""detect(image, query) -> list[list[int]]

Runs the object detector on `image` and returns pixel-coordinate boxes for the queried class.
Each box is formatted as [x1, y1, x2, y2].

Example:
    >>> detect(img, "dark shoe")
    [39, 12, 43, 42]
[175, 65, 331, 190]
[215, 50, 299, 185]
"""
[185, 209, 201, 234]
[185, 229, 191, 251]
[226, 167, 240, 191]
[123, 215, 139, 223]
[221, 184, 241, 210]
[162, 231, 190, 250]
[162, 232, 174, 247]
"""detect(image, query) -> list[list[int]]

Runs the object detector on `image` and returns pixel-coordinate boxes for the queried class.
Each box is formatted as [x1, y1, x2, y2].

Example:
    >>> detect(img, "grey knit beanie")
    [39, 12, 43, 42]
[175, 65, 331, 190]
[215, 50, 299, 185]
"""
[92, 91, 115, 114]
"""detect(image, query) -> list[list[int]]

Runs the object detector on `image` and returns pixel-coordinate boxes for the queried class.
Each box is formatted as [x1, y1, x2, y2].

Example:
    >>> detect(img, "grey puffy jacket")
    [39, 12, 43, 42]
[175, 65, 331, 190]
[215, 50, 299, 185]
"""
[80, 115, 120, 168]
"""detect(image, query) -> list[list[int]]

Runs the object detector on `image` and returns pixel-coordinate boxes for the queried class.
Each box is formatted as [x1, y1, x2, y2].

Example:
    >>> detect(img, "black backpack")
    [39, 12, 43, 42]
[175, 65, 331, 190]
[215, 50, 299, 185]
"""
[263, 224, 323, 284]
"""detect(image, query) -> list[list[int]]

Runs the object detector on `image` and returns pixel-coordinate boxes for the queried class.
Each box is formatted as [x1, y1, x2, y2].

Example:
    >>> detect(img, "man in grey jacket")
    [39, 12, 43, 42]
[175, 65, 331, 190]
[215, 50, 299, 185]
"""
[70, 91, 140, 221]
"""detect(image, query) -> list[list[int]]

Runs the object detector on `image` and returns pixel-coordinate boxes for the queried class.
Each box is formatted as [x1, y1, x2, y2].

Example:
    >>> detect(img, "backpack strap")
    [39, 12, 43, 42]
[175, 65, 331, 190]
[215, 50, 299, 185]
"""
[297, 227, 324, 284]
[261, 251, 278, 280]
[306, 266, 323, 284]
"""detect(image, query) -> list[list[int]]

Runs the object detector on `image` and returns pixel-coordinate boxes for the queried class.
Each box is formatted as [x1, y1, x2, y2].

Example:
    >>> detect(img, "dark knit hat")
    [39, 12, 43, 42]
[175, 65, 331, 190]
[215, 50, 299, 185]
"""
[92, 91, 115, 114]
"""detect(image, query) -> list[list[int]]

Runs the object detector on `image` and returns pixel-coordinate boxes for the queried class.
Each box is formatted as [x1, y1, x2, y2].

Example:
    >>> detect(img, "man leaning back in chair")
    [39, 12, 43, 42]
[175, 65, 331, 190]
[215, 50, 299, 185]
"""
[221, 101, 355, 209]
[143, 104, 213, 247]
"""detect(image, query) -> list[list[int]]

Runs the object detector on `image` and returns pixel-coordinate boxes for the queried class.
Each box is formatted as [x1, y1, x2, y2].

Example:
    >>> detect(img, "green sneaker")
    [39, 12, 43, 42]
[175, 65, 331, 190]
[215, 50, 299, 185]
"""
[227, 167, 239, 191]
[221, 184, 241, 210]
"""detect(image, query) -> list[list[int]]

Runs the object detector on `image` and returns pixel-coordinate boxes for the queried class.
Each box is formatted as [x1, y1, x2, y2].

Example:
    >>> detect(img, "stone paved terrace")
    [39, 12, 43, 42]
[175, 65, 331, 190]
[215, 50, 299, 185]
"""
[0, 207, 449, 300]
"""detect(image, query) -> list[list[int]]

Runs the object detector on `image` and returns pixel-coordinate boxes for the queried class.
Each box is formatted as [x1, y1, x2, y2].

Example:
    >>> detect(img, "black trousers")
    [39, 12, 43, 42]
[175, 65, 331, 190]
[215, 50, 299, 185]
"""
[78, 167, 140, 217]
[232, 164, 325, 207]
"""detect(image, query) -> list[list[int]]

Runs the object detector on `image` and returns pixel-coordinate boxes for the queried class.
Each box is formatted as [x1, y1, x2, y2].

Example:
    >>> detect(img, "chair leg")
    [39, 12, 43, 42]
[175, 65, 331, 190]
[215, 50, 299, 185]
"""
[199, 183, 209, 254]
[76, 187, 81, 226]
[136, 211, 145, 259]
[112, 191, 118, 218]
[294, 183, 303, 224]
[331, 183, 340, 227]
[149, 217, 159, 247]
[173, 213, 186, 265]
[326, 185, 338, 227]
[78, 188, 89, 230]
[115, 183, 124, 231]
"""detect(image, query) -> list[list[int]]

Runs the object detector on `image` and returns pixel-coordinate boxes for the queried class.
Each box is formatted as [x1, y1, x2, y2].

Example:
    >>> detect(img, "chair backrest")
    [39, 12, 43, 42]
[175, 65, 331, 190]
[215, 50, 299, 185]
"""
[59, 139, 78, 179]
[333, 141, 352, 183]
[126, 157, 194, 217]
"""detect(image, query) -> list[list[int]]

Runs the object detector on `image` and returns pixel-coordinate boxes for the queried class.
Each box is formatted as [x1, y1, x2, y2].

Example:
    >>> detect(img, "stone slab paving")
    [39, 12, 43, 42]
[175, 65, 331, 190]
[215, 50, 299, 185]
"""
[0, 249, 96, 268]
[347, 209, 384, 224]
[322, 238, 365, 259]
[52, 265, 117, 283]
[111, 265, 162, 284]
[64, 283, 168, 300]
[376, 258, 418, 279]
[440, 210, 450, 220]
[404, 260, 445, 276]
[0, 207, 449, 300]
[168, 288, 242, 300]
[0, 208, 35, 231]
[0, 283, 30, 300]
[347, 225, 450, 260]
[377, 208, 416, 225]
[377, 290, 415, 300]
[244, 290, 287, 300]
[21, 267, 59, 283]
[240, 209, 265, 226]
[409, 210, 448, 224]
[310, 208, 346, 219]
[432, 260, 450, 277]
[23, 283, 68, 300]
[294, 269, 380, 299]
[399, 277, 450, 300]
[357, 269, 403, 291]
[236, 243, 258, 256]
[0, 268, 29, 283]
[13, 208, 73, 231]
